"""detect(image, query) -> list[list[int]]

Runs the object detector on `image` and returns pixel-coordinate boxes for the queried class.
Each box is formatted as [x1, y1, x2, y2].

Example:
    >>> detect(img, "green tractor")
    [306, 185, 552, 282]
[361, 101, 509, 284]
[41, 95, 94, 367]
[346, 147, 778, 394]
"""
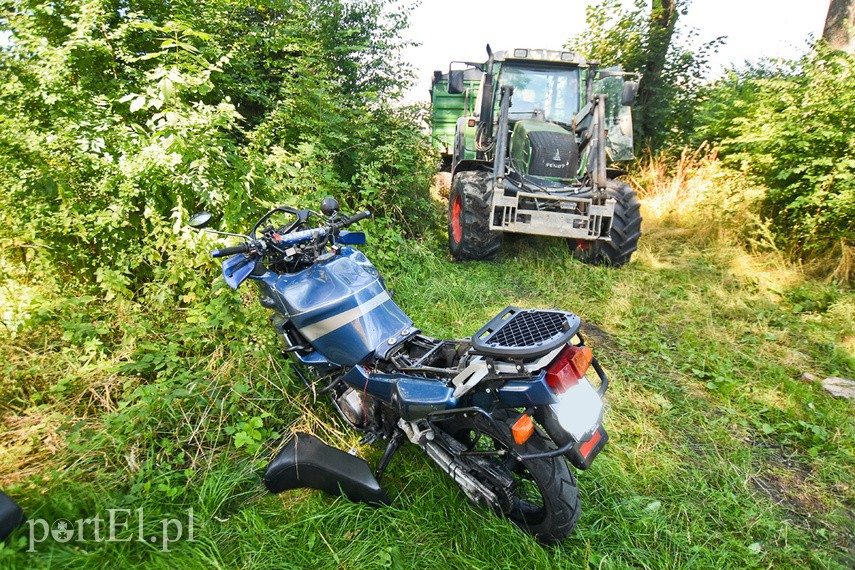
[438, 46, 642, 266]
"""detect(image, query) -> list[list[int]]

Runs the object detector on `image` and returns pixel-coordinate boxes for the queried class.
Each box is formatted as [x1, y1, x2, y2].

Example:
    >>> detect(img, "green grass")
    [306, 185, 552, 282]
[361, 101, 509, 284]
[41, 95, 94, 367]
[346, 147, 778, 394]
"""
[1, 205, 853, 569]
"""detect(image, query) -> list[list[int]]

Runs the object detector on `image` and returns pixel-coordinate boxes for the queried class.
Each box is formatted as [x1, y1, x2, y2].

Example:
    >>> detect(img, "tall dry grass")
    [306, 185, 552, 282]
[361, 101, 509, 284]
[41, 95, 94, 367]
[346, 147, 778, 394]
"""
[631, 144, 720, 219]
[627, 145, 852, 286]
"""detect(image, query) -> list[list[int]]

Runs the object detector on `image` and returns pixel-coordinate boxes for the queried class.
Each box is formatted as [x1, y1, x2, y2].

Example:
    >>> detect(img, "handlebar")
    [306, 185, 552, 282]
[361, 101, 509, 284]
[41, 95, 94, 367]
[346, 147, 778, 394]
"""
[276, 227, 328, 247]
[345, 210, 372, 225]
[211, 243, 251, 258]
[275, 210, 371, 247]
[210, 208, 371, 259]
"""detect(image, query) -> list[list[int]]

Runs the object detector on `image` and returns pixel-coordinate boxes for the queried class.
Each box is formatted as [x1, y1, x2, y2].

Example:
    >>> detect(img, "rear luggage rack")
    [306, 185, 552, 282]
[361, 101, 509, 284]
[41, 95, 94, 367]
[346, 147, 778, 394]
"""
[471, 306, 580, 359]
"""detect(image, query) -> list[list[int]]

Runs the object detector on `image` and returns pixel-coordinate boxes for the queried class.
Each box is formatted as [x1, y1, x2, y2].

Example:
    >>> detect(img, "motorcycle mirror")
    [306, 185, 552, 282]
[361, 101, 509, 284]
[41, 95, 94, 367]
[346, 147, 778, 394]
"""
[320, 197, 340, 216]
[188, 211, 213, 229]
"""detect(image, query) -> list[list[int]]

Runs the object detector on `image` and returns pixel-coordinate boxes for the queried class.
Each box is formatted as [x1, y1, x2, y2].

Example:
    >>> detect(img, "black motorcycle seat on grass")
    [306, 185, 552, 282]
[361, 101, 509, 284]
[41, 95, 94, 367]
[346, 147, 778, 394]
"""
[263, 432, 390, 506]
[471, 306, 580, 359]
[0, 491, 24, 542]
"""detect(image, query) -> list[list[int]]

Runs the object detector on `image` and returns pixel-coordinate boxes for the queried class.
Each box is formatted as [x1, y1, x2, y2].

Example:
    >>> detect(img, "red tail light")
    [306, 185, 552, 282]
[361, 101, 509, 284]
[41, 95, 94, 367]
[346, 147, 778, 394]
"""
[545, 344, 593, 393]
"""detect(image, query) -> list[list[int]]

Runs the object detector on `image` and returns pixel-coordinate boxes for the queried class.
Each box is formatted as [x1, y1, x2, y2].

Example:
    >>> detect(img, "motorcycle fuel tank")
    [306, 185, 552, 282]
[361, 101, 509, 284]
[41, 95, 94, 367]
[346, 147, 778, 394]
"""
[258, 248, 412, 366]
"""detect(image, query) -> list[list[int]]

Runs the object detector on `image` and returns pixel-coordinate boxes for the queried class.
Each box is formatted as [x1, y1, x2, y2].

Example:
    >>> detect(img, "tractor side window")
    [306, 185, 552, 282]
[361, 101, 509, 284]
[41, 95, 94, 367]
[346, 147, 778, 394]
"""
[594, 67, 634, 162]
[473, 78, 484, 118]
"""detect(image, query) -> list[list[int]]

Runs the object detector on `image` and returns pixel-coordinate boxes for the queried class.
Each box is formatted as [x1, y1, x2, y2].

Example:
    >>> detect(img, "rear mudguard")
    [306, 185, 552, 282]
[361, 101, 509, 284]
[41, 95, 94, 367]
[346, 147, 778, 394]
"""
[0, 491, 23, 542]
[263, 433, 390, 506]
[566, 424, 609, 470]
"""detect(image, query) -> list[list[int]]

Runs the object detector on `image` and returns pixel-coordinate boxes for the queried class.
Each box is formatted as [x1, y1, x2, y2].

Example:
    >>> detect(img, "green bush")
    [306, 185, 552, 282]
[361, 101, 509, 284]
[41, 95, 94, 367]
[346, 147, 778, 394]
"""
[0, 0, 436, 302]
[568, 0, 724, 152]
[695, 45, 855, 257]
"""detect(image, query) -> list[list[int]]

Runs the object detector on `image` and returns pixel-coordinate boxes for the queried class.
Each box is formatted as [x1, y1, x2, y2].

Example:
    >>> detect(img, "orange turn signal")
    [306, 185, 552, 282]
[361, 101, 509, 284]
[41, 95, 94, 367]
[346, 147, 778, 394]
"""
[512, 414, 534, 445]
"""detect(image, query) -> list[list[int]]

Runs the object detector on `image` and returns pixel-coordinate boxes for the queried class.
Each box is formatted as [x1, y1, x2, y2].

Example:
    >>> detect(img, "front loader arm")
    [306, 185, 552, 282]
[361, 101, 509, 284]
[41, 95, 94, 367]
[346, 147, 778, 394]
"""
[573, 94, 609, 199]
[492, 84, 514, 187]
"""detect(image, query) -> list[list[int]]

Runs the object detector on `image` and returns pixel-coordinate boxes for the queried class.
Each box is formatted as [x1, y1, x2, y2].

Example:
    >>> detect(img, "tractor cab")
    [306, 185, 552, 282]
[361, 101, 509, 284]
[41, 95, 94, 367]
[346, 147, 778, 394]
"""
[439, 46, 642, 267]
[450, 49, 636, 177]
[485, 59, 581, 127]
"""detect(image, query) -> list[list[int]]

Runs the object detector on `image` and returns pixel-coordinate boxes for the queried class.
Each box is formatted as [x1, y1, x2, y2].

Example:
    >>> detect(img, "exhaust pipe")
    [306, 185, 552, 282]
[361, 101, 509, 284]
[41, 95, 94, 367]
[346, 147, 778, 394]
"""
[398, 420, 499, 508]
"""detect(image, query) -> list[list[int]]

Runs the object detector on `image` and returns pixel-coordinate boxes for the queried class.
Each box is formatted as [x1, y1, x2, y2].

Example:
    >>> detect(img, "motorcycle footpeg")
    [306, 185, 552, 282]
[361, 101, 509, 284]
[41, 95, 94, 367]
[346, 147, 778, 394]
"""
[263, 432, 390, 507]
[0, 491, 24, 542]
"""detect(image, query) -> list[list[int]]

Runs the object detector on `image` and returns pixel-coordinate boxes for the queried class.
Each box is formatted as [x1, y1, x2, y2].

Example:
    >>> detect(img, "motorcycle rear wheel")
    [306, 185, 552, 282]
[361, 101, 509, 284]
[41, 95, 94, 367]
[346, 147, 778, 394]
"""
[444, 410, 581, 544]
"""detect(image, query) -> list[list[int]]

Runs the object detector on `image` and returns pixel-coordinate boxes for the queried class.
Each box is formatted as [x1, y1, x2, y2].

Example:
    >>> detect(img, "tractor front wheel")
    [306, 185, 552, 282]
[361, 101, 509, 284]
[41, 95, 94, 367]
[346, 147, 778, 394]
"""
[448, 170, 502, 261]
[568, 181, 642, 267]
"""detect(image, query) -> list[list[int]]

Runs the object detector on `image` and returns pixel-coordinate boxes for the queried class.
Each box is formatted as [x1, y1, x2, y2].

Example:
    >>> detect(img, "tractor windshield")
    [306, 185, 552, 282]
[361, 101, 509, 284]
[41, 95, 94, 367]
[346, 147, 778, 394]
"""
[498, 63, 580, 126]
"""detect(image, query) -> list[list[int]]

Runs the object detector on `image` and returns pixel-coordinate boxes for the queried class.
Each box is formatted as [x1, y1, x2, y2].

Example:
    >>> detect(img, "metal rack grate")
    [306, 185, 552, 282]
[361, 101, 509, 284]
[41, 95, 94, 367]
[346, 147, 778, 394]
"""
[488, 311, 568, 348]
[471, 306, 580, 359]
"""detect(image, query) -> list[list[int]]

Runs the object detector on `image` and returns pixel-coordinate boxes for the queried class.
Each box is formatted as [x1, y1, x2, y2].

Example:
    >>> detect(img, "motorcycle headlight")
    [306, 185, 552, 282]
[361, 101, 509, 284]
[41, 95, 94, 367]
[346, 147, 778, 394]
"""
[550, 377, 603, 441]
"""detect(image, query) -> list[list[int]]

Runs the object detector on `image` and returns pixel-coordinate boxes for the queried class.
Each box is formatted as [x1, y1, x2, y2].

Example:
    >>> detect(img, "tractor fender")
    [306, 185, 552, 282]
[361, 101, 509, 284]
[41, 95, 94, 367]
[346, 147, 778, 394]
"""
[451, 159, 492, 178]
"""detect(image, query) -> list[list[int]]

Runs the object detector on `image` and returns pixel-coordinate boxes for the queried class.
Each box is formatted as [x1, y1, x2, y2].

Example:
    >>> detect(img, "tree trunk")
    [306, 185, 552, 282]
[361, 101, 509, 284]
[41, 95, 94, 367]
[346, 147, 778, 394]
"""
[636, 0, 678, 150]
[823, 0, 855, 53]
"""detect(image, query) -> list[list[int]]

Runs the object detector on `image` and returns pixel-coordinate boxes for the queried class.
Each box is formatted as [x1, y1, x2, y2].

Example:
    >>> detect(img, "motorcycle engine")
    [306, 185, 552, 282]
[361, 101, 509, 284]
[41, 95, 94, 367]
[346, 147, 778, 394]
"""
[336, 387, 376, 429]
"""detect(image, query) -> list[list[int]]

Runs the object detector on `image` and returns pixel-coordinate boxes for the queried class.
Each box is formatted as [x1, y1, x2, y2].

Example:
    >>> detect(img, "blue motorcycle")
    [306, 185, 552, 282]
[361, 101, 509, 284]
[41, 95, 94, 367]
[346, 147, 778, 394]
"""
[189, 197, 610, 543]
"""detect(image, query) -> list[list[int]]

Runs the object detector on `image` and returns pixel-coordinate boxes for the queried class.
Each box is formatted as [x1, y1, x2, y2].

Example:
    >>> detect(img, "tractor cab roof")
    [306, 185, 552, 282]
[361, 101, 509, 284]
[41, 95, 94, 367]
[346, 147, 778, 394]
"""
[493, 49, 588, 67]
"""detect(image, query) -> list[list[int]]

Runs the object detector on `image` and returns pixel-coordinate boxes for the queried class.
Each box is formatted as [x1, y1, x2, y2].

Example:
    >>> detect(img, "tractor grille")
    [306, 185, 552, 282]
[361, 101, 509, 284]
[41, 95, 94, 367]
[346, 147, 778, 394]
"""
[527, 131, 578, 178]
[471, 307, 580, 359]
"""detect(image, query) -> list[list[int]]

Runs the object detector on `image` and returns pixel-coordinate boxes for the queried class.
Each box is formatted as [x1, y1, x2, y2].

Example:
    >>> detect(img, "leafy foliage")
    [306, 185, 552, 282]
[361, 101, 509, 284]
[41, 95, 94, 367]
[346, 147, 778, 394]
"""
[0, 0, 436, 301]
[568, 0, 723, 151]
[695, 45, 855, 256]
[572, 3, 851, 264]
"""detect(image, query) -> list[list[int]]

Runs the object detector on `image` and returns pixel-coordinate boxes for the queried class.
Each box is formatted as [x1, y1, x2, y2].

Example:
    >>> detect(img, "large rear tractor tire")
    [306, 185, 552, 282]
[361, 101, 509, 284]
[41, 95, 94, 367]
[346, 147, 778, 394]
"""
[448, 170, 502, 261]
[568, 181, 642, 267]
